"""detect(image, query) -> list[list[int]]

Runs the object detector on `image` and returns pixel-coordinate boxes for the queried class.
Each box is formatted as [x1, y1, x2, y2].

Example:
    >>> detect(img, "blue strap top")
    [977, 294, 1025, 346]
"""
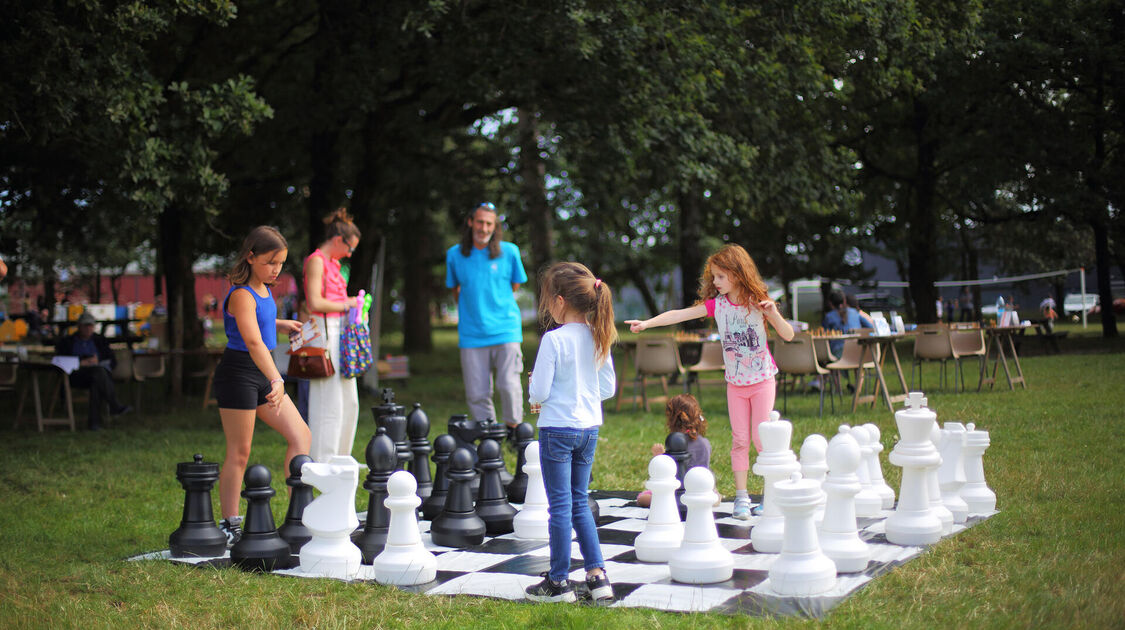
[223, 285, 277, 352]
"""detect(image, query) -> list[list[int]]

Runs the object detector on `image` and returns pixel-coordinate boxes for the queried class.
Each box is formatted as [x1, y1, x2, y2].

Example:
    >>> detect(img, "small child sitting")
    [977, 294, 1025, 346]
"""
[637, 393, 711, 507]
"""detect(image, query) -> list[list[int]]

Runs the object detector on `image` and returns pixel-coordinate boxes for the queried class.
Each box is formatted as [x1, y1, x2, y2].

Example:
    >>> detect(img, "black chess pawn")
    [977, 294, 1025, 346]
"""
[474, 439, 518, 536]
[230, 465, 291, 571]
[665, 431, 691, 514]
[430, 447, 487, 548]
[506, 423, 536, 503]
[169, 454, 227, 558]
[277, 454, 314, 555]
[407, 403, 433, 499]
[353, 427, 398, 564]
[480, 419, 513, 488]
[373, 393, 410, 472]
[421, 434, 455, 521]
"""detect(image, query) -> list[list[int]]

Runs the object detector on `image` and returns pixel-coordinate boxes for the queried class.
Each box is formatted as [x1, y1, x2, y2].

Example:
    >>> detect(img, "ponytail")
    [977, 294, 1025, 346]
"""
[538, 262, 618, 365]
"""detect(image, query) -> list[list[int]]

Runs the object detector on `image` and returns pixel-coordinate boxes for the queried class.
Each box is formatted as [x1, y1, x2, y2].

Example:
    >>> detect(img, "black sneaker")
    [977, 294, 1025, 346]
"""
[585, 571, 614, 603]
[219, 516, 243, 548]
[524, 573, 576, 603]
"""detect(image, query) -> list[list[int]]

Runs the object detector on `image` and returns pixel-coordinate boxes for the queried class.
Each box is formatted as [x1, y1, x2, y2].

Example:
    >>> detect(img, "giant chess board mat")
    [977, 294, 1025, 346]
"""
[130, 491, 996, 618]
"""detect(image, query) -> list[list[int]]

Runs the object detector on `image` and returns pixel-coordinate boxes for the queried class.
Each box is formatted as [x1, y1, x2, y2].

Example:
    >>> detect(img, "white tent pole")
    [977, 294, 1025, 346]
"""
[1080, 267, 1087, 329]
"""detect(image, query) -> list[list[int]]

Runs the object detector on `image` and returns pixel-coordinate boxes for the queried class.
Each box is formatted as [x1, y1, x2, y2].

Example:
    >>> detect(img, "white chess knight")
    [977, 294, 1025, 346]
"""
[513, 442, 549, 540]
[751, 411, 801, 553]
[818, 428, 871, 573]
[669, 467, 733, 584]
[884, 393, 944, 546]
[373, 471, 437, 585]
[960, 423, 996, 514]
[799, 434, 829, 524]
[298, 455, 363, 579]
[862, 423, 896, 509]
[634, 454, 684, 563]
[768, 472, 837, 596]
[938, 422, 970, 523]
[845, 425, 884, 518]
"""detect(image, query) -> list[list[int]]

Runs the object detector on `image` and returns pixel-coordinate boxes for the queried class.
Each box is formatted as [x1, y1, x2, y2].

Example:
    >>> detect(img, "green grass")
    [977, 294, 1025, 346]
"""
[1, 324, 1124, 628]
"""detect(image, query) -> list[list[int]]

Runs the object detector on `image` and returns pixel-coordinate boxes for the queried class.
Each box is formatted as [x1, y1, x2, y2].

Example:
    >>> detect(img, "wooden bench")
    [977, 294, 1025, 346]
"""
[1030, 322, 1068, 354]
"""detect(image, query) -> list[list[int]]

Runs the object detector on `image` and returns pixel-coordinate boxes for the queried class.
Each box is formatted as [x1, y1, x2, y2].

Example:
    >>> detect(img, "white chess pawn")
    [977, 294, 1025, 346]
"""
[938, 422, 970, 523]
[819, 428, 870, 573]
[298, 455, 363, 579]
[846, 425, 883, 518]
[928, 424, 954, 535]
[513, 442, 549, 540]
[635, 455, 684, 563]
[769, 472, 837, 596]
[799, 434, 828, 524]
[862, 423, 896, 509]
[750, 413, 801, 553]
[669, 467, 733, 584]
[884, 393, 944, 546]
[373, 471, 437, 585]
[960, 423, 996, 514]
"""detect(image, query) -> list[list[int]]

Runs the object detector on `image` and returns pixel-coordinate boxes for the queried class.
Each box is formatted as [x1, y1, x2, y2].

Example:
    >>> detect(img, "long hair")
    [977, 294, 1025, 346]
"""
[538, 261, 617, 365]
[229, 226, 288, 286]
[697, 244, 769, 306]
[459, 205, 503, 259]
[322, 207, 361, 243]
[666, 393, 706, 440]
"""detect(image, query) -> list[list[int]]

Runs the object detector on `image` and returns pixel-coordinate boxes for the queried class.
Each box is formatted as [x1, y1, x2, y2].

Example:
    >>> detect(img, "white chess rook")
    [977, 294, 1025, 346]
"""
[298, 456, 363, 579]
[634, 455, 684, 563]
[928, 424, 954, 535]
[669, 467, 734, 584]
[818, 428, 871, 573]
[846, 425, 883, 518]
[373, 471, 437, 585]
[769, 472, 837, 596]
[512, 442, 550, 540]
[884, 393, 944, 546]
[960, 423, 996, 514]
[799, 434, 829, 525]
[750, 412, 801, 553]
[938, 422, 970, 523]
[862, 423, 896, 509]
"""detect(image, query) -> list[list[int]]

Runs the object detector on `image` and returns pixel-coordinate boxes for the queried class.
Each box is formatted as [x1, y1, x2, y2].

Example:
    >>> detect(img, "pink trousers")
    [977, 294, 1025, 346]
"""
[726, 378, 776, 472]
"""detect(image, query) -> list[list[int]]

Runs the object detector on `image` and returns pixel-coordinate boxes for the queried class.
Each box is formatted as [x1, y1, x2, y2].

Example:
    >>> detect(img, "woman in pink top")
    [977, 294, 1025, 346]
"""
[303, 208, 362, 462]
[626, 244, 794, 520]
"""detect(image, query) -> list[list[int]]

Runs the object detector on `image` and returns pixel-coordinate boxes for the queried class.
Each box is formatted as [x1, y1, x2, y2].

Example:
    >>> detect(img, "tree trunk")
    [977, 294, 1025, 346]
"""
[159, 204, 204, 400]
[678, 192, 704, 329]
[1091, 215, 1118, 337]
[907, 100, 939, 324]
[401, 207, 434, 353]
[627, 264, 660, 317]
[518, 107, 552, 335]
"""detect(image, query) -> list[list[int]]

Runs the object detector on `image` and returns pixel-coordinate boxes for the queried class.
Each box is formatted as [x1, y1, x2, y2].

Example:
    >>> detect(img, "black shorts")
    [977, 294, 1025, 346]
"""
[213, 348, 271, 410]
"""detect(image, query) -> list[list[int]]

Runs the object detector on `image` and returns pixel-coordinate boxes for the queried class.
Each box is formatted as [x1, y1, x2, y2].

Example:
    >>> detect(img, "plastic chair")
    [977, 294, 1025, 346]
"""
[773, 333, 834, 416]
[686, 340, 725, 396]
[950, 327, 987, 391]
[911, 324, 954, 391]
[826, 332, 879, 399]
[632, 338, 688, 412]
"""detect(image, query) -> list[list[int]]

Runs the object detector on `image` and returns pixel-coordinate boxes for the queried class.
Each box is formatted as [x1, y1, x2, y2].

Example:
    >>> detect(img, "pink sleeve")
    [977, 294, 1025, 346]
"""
[704, 298, 716, 318]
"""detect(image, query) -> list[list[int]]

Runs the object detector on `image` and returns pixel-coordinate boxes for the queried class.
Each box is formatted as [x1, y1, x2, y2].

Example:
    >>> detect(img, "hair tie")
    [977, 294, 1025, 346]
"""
[594, 278, 602, 289]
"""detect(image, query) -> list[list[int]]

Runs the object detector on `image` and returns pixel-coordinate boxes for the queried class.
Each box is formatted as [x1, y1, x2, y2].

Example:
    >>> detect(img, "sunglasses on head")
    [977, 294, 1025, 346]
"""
[478, 202, 496, 211]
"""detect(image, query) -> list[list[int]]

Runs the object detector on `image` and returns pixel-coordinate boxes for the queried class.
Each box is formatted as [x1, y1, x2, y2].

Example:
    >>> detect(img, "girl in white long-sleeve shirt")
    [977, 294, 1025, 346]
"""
[524, 262, 617, 604]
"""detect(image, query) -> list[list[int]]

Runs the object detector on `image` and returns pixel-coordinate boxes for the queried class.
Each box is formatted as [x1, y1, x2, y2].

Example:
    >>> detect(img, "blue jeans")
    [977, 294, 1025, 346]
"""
[539, 427, 604, 581]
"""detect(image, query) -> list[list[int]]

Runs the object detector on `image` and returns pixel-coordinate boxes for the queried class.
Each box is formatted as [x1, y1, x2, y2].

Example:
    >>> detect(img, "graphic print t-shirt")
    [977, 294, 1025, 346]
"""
[705, 295, 777, 386]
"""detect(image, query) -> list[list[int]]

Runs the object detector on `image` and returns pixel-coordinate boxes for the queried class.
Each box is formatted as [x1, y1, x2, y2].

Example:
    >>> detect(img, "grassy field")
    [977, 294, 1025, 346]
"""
[1, 322, 1123, 629]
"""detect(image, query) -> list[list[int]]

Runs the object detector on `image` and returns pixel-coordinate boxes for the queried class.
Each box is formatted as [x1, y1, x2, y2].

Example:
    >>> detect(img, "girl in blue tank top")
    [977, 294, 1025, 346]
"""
[213, 226, 311, 547]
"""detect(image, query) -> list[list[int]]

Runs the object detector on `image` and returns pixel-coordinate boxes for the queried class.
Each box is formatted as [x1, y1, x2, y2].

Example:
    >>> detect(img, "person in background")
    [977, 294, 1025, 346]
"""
[959, 287, 975, 322]
[303, 208, 362, 463]
[0, 254, 7, 280]
[636, 394, 711, 508]
[446, 202, 529, 444]
[54, 312, 132, 430]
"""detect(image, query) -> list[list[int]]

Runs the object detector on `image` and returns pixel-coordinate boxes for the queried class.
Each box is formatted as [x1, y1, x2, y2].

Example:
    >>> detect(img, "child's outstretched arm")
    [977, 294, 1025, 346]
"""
[625, 304, 708, 333]
[759, 299, 795, 341]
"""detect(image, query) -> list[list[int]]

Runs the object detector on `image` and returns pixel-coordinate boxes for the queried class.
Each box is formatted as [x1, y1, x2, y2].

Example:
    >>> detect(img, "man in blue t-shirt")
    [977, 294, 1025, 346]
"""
[446, 203, 528, 436]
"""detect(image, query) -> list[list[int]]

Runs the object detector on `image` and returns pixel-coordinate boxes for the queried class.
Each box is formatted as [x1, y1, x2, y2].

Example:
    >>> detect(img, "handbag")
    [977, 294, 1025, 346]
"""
[340, 310, 374, 379]
[288, 315, 335, 379]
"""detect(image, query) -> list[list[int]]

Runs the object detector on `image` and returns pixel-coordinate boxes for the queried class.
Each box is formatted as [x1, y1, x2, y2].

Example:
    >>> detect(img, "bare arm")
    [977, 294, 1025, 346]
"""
[625, 303, 708, 333]
[759, 299, 794, 341]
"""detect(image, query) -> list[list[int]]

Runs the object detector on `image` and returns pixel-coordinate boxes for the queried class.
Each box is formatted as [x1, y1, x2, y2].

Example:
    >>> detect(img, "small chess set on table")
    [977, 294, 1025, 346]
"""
[132, 390, 997, 618]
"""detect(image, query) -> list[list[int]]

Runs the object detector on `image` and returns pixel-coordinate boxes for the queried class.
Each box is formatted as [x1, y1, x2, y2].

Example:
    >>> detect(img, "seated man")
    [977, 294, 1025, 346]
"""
[55, 312, 131, 430]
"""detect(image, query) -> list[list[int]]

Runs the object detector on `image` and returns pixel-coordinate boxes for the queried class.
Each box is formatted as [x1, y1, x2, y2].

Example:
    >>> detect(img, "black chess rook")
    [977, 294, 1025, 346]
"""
[169, 454, 227, 559]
